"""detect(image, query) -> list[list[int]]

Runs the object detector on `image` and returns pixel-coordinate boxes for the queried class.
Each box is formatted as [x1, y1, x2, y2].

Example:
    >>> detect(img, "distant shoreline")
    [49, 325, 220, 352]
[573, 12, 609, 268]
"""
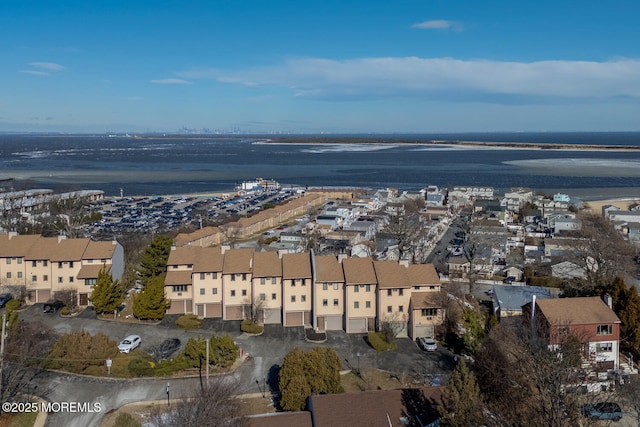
[260, 137, 640, 152]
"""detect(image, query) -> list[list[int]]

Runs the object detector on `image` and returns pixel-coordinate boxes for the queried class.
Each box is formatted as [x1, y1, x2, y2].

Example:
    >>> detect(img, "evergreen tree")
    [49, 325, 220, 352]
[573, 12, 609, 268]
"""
[89, 266, 124, 316]
[138, 235, 173, 285]
[133, 274, 168, 320]
[609, 276, 640, 354]
[439, 358, 485, 427]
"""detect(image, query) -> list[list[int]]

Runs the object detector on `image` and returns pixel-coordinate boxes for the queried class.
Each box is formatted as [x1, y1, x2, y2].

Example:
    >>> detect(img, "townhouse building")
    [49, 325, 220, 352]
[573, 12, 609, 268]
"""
[0, 232, 123, 304]
[162, 247, 443, 336]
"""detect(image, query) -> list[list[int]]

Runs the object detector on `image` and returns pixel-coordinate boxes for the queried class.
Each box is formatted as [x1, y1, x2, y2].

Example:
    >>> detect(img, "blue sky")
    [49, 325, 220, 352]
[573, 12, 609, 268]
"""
[2, 1, 639, 133]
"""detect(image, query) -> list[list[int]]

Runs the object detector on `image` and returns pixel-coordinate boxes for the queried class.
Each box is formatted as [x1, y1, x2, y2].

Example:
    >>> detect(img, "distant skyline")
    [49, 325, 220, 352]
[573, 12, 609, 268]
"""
[1, 1, 639, 134]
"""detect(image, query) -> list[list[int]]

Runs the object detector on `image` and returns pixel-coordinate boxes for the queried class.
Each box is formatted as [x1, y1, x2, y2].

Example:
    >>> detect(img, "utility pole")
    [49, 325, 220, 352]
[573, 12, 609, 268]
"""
[0, 313, 6, 403]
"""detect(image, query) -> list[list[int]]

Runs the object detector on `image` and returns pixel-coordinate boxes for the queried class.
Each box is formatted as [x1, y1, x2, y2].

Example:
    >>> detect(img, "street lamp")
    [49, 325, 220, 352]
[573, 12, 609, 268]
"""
[166, 382, 170, 407]
[356, 352, 360, 375]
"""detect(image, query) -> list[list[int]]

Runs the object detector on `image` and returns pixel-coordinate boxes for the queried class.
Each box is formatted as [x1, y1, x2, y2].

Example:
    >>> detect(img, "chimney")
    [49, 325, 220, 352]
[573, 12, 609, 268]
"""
[338, 253, 347, 263]
[221, 245, 230, 254]
[399, 259, 409, 267]
[603, 294, 613, 309]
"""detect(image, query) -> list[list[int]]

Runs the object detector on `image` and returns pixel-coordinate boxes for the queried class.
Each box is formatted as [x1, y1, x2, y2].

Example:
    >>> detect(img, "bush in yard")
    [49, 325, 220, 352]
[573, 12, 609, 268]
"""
[48, 330, 119, 373]
[241, 319, 264, 334]
[367, 331, 397, 352]
[114, 412, 141, 427]
[176, 313, 202, 330]
[128, 358, 154, 377]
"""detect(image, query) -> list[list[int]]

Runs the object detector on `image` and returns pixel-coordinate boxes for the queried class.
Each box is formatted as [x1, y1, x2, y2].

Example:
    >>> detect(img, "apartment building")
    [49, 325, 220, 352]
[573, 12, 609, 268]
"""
[0, 232, 124, 304]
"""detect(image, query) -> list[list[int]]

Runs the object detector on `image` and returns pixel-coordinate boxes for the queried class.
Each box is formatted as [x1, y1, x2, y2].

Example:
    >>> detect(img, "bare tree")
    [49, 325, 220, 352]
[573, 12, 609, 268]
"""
[150, 377, 241, 427]
[379, 312, 409, 342]
[54, 288, 78, 310]
[244, 296, 266, 324]
[382, 199, 427, 263]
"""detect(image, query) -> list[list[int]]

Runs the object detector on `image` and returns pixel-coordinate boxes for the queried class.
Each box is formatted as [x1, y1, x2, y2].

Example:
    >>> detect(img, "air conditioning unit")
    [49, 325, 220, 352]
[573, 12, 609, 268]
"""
[177, 292, 182, 296]
[426, 316, 433, 320]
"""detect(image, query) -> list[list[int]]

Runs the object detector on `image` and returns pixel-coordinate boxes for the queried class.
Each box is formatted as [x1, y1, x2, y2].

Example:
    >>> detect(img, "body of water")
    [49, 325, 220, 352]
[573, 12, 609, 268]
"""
[1, 132, 640, 198]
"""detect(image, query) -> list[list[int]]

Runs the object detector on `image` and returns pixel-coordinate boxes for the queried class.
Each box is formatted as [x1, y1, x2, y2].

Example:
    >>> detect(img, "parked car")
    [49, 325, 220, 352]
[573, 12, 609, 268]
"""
[580, 402, 623, 421]
[118, 335, 142, 353]
[503, 276, 516, 284]
[0, 293, 13, 308]
[43, 300, 64, 313]
[158, 338, 181, 360]
[417, 337, 438, 352]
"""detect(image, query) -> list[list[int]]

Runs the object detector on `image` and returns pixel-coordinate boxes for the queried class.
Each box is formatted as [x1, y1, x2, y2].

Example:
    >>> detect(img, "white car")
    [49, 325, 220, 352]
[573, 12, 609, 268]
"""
[118, 335, 141, 353]
[418, 337, 438, 352]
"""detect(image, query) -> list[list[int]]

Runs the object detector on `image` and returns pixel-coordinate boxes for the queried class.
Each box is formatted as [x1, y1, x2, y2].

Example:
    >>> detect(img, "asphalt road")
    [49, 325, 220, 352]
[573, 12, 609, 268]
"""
[14, 305, 455, 427]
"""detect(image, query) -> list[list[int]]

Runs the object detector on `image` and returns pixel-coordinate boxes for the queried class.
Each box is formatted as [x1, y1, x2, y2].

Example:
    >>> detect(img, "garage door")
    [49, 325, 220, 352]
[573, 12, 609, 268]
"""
[347, 318, 367, 333]
[325, 315, 343, 331]
[167, 299, 191, 315]
[37, 289, 51, 303]
[263, 308, 281, 324]
[285, 311, 303, 327]
[196, 304, 205, 317]
[207, 303, 222, 318]
[226, 305, 244, 320]
[414, 324, 435, 339]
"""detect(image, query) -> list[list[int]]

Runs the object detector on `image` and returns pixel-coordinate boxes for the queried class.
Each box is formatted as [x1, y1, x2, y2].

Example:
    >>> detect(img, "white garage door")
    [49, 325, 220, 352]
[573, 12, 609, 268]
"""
[325, 315, 343, 331]
[347, 318, 367, 333]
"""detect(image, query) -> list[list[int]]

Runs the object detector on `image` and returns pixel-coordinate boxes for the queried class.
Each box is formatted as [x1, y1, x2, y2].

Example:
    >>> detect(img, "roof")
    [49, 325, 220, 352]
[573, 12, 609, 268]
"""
[82, 240, 117, 260]
[407, 263, 440, 286]
[373, 260, 410, 289]
[282, 252, 312, 279]
[50, 238, 90, 261]
[25, 237, 60, 260]
[0, 234, 40, 257]
[342, 257, 377, 285]
[174, 226, 221, 247]
[164, 270, 193, 285]
[222, 248, 254, 274]
[309, 387, 442, 427]
[167, 246, 200, 266]
[77, 264, 108, 279]
[535, 297, 621, 326]
[314, 255, 345, 283]
[252, 251, 283, 278]
[493, 285, 552, 312]
[410, 292, 443, 309]
[192, 246, 224, 273]
[244, 412, 312, 427]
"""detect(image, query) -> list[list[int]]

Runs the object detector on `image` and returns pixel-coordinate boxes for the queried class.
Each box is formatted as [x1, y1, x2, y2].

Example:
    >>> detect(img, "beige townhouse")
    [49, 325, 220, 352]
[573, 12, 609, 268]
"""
[222, 248, 254, 320]
[374, 260, 413, 337]
[0, 234, 40, 295]
[282, 252, 312, 327]
[192, 246, 224, 318]
[313, 255, 345, 331]
[409, 292, 446, 340]
[76, 240, 125, 305]
[165, 245, 199, 315]
[342, 257, 377, 333]
[251, 251, 283, 324]
[50, 238, 90, 303]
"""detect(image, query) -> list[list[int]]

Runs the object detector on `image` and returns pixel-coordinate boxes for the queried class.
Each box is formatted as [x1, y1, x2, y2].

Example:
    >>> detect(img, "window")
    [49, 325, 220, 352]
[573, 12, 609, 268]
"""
[242, 273, 247, 281]
[333, 299, 339, 306]
[259, 293, 266, 301]
[187, 264, 193, 269]
[43, 275, 48, 281]
[354, 301, 360, 309]
[301, 295, 306, 302]
[86, 278, 97, 286]
[101, 259, 106, 263]
[200, 288, 205, 295]
[5, 259, 10, 265]
[365, 301, 371, 308]
[365, 284, 371, 292]
[260, 278, 266, 285]
[69, 261, 74, 268]
[32, 261, 37, 267]
[414, 286, 420, 290]
[212, 272, 217, 279]
[231, 275, 236, 281]
[596, 343, 613, 352]
[387, 289, 392, 296]
[421, 308, 438, 317]
[558, 326, 570, 335]
[6, 272, 11, 279]
[200, 273, 205, 280]
[291, 296, 296, 303]
[43, 260, 47, 267]
[387, 306, 392, 313]
[272, 293, 277, 300]
[597, 324, 613, 335]
[68, 276, 73, 283]
[291, 280, 296, 287]
[213, 288, 218, 295]
[399, 305, 404, 312]
[172, 285, 187, 292]
[17, 272, 22, 279]
[333, 283, 339, 290]
[17, 258, 22, 264]
[271, 277, 276, 285]
[301, 279, 306, 286]
[242, 289, 247, 296]
[322, 283, 328, 291]
[58, 276, 63, 283]
[398, 289, 404, 296]
[88, 259, 93, 264]
[58, 262, 63, 269]
[354, 286, 359, 293]
[32, 275, 37, 282]
[323, 299, 328, 307]
[231, 290, 236, 297]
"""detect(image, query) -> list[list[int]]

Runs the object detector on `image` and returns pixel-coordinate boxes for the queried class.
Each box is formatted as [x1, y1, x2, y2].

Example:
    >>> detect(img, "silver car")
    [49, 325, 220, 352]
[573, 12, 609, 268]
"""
[118, 335, 141, 353]
[418, 337, 438, 352]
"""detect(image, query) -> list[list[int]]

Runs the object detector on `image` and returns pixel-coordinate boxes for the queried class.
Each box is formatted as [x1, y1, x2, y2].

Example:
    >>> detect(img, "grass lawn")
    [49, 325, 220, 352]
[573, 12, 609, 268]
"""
[341, 369, 406, 392]
[0, 412, 38, 427]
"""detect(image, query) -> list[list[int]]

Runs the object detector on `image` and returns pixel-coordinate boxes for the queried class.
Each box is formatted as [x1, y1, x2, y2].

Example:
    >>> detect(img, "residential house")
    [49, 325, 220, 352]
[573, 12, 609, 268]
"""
[493, 285, 552, 319]
[342, 257, 377, 333]
[165, 245, 199, 315]
[313, 255, 345, 331]
[192, 246, 224, 318]
[282, 252, 312, 326]
[221, 248, 254, 320]
[409, 292, 445, 339]
[251, 251, 283, 324]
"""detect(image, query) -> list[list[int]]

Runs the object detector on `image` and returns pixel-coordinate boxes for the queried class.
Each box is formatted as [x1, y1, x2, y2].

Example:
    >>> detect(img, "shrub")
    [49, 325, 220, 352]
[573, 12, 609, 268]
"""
[48, 330, 119, 373]
[153, 355, 191, 376]
[176, 314, 202, 330]
[241, 319, 264, 334]
[114, 412, 141, 427]
[367, 331, 397, 352]
[128, 358, 154, 377]
[60, 306, 71, 316]
[5, 299, 20, 311]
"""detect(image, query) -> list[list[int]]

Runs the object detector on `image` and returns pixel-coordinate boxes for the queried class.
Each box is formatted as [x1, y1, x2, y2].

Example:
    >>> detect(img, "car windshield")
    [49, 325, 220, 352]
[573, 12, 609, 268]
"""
[122, 340, 131, 345]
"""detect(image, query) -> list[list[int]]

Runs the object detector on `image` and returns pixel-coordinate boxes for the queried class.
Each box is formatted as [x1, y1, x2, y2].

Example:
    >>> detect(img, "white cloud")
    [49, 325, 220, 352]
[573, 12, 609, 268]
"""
[29, 62, 65, 71]
[182, 57, 640, 102]
[150, 78, 192, 85]
[20, 70, 49, 76]
[412, 20, 462, 31]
